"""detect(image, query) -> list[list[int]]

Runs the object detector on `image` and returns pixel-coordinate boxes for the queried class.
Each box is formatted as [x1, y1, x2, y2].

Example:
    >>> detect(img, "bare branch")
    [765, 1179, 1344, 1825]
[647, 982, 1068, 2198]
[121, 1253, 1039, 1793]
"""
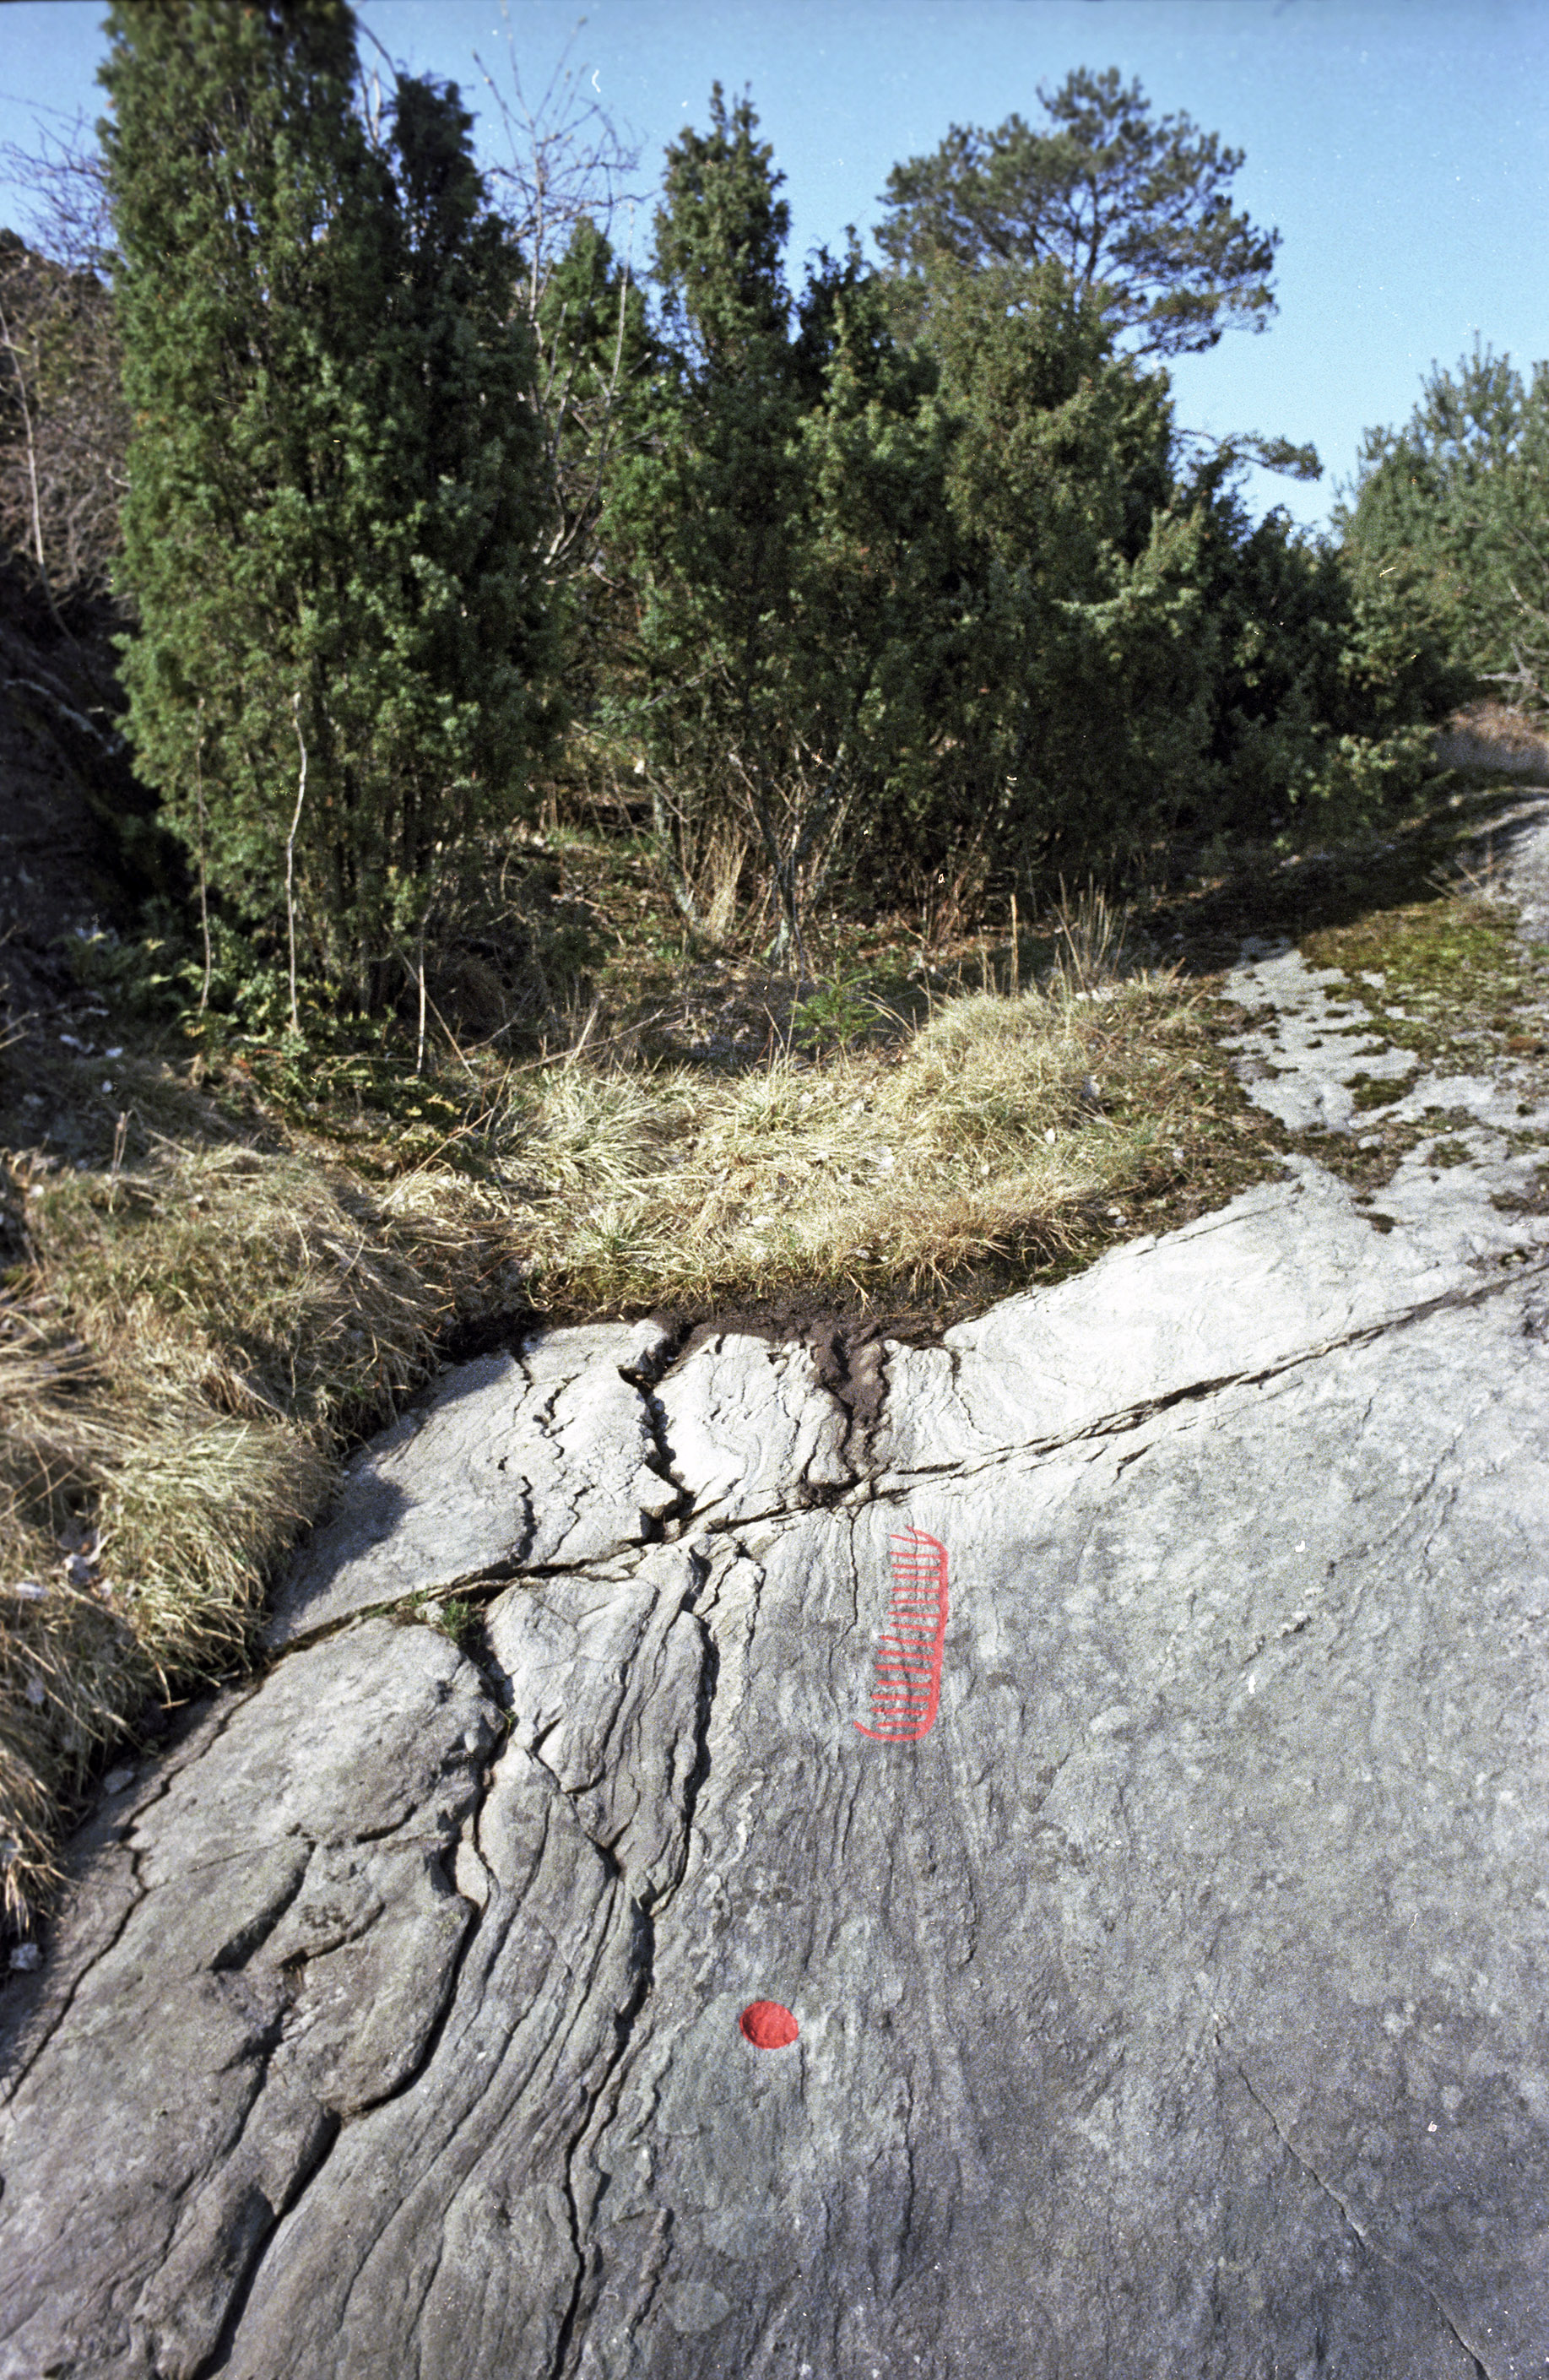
[0, 286, 65, 631]
[0, 116, 116, 277]
[0, 198, 127, 606]
[473, 7, 644, 299]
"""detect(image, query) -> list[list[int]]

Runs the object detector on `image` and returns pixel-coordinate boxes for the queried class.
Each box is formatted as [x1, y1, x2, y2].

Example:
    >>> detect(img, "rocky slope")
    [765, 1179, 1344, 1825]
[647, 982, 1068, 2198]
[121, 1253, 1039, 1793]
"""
[3, 811, 1549, 2378]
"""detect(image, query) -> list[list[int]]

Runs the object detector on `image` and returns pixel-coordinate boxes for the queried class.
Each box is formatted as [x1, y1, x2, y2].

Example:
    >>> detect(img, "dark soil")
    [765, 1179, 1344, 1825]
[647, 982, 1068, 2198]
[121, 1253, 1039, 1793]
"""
[0, 562, 173, 1018]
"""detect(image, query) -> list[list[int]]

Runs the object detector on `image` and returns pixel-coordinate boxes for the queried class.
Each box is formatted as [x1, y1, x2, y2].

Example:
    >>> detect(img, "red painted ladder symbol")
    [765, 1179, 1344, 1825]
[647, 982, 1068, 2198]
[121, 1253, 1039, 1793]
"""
[854, 1527, 949, 1742]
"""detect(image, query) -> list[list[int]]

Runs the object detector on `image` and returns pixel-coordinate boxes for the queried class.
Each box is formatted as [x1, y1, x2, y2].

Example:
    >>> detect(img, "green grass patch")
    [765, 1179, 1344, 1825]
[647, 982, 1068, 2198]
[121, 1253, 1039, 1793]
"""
[1345, 1068, 1422, 1111]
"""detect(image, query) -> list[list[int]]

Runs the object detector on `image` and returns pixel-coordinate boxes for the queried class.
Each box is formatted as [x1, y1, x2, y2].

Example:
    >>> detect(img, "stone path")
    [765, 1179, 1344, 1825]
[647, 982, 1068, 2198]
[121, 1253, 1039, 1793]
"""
[4, 813, 1549, 2378]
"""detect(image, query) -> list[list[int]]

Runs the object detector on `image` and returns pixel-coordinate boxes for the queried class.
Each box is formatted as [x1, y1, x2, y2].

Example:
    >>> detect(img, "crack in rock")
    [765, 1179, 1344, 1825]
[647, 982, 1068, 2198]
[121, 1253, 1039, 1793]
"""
[866, 1239, 1549, 1507]
[263, 1325, 682, 1651]
[0, 1678, 270, 2109]
[0, 1620, 501, 2380]
[1232, 2060, 1496, 2380]
[11, 822, 1549, 2375]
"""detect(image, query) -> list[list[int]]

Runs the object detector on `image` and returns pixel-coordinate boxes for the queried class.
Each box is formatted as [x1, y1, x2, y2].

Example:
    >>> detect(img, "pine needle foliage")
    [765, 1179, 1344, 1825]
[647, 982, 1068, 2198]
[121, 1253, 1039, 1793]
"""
[875, 65, 1281, 360]
[1340, 342, 1549, 714]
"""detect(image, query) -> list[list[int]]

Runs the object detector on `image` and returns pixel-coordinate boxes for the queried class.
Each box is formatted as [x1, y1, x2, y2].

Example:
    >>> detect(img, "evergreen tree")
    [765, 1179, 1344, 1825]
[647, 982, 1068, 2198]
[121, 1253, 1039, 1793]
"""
[604, 85, 822, 953]
[891, 252, 1218, 881]
[876, 68, 1279, 359]
[1183, 474, 1463, 843]
[606, 89, 956, 959]
[606, 83, 1453, 934]
[533, 215, 656, 581]
[100, 1, 555, 1012]
[1340, 344, 1549, 702]
[533, 214, 659, 723]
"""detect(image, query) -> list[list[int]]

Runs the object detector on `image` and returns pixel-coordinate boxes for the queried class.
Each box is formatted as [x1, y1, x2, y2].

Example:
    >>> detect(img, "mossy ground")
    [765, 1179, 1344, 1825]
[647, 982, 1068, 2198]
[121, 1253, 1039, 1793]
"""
[1153, 778, 1549, 1200]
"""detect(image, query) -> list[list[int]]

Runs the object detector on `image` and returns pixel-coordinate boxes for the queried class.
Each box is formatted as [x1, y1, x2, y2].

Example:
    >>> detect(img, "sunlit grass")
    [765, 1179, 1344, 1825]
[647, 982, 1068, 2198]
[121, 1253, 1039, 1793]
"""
[505, 971, 1216, 1312]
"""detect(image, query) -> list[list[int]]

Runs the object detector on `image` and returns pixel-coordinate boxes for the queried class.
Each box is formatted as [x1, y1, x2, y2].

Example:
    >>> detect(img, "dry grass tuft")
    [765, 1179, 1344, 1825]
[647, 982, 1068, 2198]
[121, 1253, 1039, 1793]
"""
[507, 967, 1210, 1313]
[24, 1144, 469, 1428]
[0, 1147, 517, 1927]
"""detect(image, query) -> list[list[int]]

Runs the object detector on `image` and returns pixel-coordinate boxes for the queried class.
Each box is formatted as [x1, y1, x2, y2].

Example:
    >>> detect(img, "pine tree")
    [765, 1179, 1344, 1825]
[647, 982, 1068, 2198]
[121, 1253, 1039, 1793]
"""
[876, 68, 1279, 360]
[1340, 344, 1549, 697]
[100, 1, 555, 1012]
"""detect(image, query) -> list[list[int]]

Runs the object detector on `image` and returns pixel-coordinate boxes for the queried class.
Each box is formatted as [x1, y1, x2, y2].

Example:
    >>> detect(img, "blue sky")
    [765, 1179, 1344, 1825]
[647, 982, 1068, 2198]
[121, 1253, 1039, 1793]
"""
[2, 0, 1545, 531]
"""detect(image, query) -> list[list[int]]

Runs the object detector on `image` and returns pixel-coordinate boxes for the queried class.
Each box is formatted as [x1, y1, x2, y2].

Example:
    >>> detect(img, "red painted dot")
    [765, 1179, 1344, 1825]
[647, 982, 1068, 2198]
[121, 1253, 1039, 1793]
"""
[739, 1999, 799, 2049]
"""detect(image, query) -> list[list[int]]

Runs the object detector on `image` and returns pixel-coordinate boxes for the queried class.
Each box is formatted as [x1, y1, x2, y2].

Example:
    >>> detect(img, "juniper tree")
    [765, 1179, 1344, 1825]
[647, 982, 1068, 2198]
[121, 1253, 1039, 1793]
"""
[606, 88, 956, 960]
[531, 214, 659, 735]
[883, 252, 1221, 882]
[607, 81, 1455, 937]
[604, 85, 814, 949]
[100, 1, 555, 1012]
[611, 88, 1220, 918]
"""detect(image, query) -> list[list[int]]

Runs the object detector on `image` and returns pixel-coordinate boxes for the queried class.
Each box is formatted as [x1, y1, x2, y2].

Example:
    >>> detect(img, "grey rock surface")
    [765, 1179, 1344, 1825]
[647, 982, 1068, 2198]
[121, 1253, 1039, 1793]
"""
[0, 1621, 498, 2379]
[1498, 785, 1549, 940]
[654, 1330, 853, 1522]
[1220, 946, 1417, 1134]
[1220, 790, 1549, 1149]
[870, 1147, 1549, 1482]
[6, 819, 1549, 2377]
[265, 1321, 678, 1648]
[1220, 943, 1549, 1143]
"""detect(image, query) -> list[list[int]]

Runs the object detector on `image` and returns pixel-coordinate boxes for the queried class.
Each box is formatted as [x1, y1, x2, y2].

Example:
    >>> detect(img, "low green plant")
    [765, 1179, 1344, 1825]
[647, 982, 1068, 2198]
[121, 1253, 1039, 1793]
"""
[792, 967, 889, 1050]
[1346, 1068, 1421, 1110]
[68, 925, 192, 1020]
